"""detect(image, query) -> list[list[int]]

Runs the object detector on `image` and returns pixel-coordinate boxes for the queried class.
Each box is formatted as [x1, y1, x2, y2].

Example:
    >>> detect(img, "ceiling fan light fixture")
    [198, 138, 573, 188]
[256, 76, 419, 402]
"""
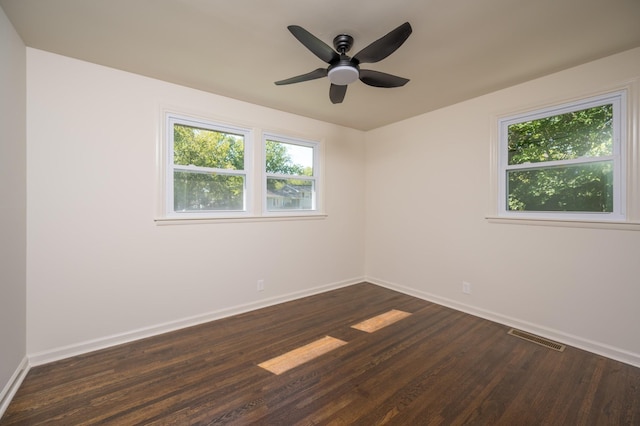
[328, 65, 359, 86]
[275, 22, 412, 103]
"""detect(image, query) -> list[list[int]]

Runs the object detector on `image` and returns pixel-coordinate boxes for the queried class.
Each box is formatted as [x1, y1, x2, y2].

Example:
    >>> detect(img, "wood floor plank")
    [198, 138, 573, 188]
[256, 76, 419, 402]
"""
[2, 283, 639, 425]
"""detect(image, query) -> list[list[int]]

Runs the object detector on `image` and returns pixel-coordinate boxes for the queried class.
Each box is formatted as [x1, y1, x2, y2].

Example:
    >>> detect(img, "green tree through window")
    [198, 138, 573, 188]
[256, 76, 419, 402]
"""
[264, 138, 317, 211]
[173, 123, 246, 211]
[171, 122, 316, 213]
[502, 96, 621, 215]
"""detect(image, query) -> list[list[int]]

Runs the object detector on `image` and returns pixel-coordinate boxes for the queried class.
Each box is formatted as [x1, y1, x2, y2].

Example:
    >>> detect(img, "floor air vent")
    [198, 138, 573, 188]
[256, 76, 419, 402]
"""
[508, 329, 566, 352]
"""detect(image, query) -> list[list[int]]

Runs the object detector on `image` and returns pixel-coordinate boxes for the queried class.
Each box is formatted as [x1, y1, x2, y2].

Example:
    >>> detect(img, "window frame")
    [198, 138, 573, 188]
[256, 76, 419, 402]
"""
[157, 110, 326, 224]
[262, 133, 321, 216]
[165, 113, 253, 219]
[497, 90, 627, 222]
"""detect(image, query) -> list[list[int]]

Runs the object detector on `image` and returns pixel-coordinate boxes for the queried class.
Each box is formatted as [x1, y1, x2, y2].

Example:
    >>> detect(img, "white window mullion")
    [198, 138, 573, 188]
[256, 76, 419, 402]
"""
[612, 91, 626, 217]
[174, 164, 248, 177]
[504, 155, 616, 172]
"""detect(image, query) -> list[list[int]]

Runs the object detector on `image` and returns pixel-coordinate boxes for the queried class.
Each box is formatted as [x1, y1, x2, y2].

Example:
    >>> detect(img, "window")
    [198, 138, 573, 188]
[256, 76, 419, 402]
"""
[263, 134, 319, 213]
[498, 91, 626, 221]
[166, 114, 252, 217]
[160, 112, 324, 221]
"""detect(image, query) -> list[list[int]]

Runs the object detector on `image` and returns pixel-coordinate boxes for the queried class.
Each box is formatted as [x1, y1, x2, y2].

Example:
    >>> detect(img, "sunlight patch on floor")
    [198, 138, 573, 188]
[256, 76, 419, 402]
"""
[351, 309, 412, 333]
[258, 336, 347, 375]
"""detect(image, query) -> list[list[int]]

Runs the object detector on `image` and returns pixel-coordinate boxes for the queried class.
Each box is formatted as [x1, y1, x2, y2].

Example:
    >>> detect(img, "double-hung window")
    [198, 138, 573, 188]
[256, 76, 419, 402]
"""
[263, 134, 319, 213]
[161, 113, 323, 221]
[498, 91, 626, 221]
[166, 114, 252, 218]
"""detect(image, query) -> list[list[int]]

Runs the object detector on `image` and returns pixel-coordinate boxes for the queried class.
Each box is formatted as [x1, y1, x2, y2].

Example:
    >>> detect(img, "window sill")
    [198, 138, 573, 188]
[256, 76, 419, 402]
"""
[485, 216, 640, 231]
[155, 213, 328, 225]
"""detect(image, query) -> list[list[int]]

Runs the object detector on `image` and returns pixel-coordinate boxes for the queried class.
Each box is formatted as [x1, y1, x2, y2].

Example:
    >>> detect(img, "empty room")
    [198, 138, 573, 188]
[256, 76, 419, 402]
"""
[1, 0, 640, 424]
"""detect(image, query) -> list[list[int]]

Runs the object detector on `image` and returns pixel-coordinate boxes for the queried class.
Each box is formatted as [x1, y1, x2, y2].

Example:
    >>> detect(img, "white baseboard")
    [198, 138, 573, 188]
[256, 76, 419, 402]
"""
[27, 275, 639, 372]
[0, 356, 30, 419]
[28, 277, 364, 367]
[367, 276, 640, 369]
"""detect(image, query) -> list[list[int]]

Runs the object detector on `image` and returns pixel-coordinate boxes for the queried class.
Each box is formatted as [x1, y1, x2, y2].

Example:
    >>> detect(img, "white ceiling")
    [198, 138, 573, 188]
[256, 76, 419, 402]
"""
[2, 0, 640, 130]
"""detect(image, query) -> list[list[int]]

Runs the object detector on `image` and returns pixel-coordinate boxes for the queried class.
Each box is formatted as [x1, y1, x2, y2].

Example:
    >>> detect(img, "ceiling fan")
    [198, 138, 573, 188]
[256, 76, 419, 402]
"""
[275, 22, 412, 104]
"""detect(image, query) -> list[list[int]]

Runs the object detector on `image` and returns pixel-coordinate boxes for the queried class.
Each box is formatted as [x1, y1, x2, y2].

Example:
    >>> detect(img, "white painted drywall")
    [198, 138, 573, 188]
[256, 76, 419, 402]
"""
[0, 4, 27, 398]
[365, 48, 640, 364]
[25, 49, 366, 357]
[22, 42, 640, 367]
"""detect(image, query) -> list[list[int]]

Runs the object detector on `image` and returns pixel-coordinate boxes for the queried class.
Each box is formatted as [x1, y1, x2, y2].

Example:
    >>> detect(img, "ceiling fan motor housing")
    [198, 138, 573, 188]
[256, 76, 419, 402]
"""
[333, 34, 354, 54]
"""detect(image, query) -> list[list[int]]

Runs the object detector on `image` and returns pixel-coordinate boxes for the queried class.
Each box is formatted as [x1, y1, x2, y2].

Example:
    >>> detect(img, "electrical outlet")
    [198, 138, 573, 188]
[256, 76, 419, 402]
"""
[257, 279, 264, 292]
[462, 281, 472, 294]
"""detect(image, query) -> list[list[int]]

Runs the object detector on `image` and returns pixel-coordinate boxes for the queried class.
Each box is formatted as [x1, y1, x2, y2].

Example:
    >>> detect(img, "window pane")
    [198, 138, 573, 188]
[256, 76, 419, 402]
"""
[266, 178, 314, 210]
[174, 171, 244, 211]
[174, 124, 244, 170]
[507, 161, 613, 212]
[508, 104, 613, 165]
[265, 140, 313, 176]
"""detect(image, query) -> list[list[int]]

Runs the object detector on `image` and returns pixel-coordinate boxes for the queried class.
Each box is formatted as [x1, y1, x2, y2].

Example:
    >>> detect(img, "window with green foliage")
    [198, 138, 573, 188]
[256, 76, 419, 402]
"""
[163, 114, 322, 220]
[167, 115, 252, 216]
[263, 135, 318, 212]
[498, 91, 625, 220]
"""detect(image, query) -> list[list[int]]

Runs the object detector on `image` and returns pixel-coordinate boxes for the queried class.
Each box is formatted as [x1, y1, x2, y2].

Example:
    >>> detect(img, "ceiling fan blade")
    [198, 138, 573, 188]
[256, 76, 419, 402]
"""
[275, 68, 328, 85]
[288, 25, 340, 64]
[353, 22, 412, 64]
[359, 69, 409, 87]
[329, 84, 347, 104]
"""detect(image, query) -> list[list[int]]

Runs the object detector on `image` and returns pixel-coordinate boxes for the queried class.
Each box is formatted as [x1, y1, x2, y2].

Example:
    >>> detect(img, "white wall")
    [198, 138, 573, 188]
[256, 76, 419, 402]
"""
[22, 43, 640, 368]
[26, 49, 366, 360]
[365, 48, 640, 366]
[0, 5, 27, 408]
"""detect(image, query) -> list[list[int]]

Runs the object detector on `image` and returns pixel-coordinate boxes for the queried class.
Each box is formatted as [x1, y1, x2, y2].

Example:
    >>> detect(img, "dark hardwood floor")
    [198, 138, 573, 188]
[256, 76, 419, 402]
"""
[2, 283, 639, 425]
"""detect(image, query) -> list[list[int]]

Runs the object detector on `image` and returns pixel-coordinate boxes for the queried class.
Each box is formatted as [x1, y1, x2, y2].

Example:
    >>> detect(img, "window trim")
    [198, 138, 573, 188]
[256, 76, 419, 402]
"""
[496, 90, 627, 222]
[156, 109, 326, 224]
[262, 133, 321, 217]
[164, 113, 254, 219]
